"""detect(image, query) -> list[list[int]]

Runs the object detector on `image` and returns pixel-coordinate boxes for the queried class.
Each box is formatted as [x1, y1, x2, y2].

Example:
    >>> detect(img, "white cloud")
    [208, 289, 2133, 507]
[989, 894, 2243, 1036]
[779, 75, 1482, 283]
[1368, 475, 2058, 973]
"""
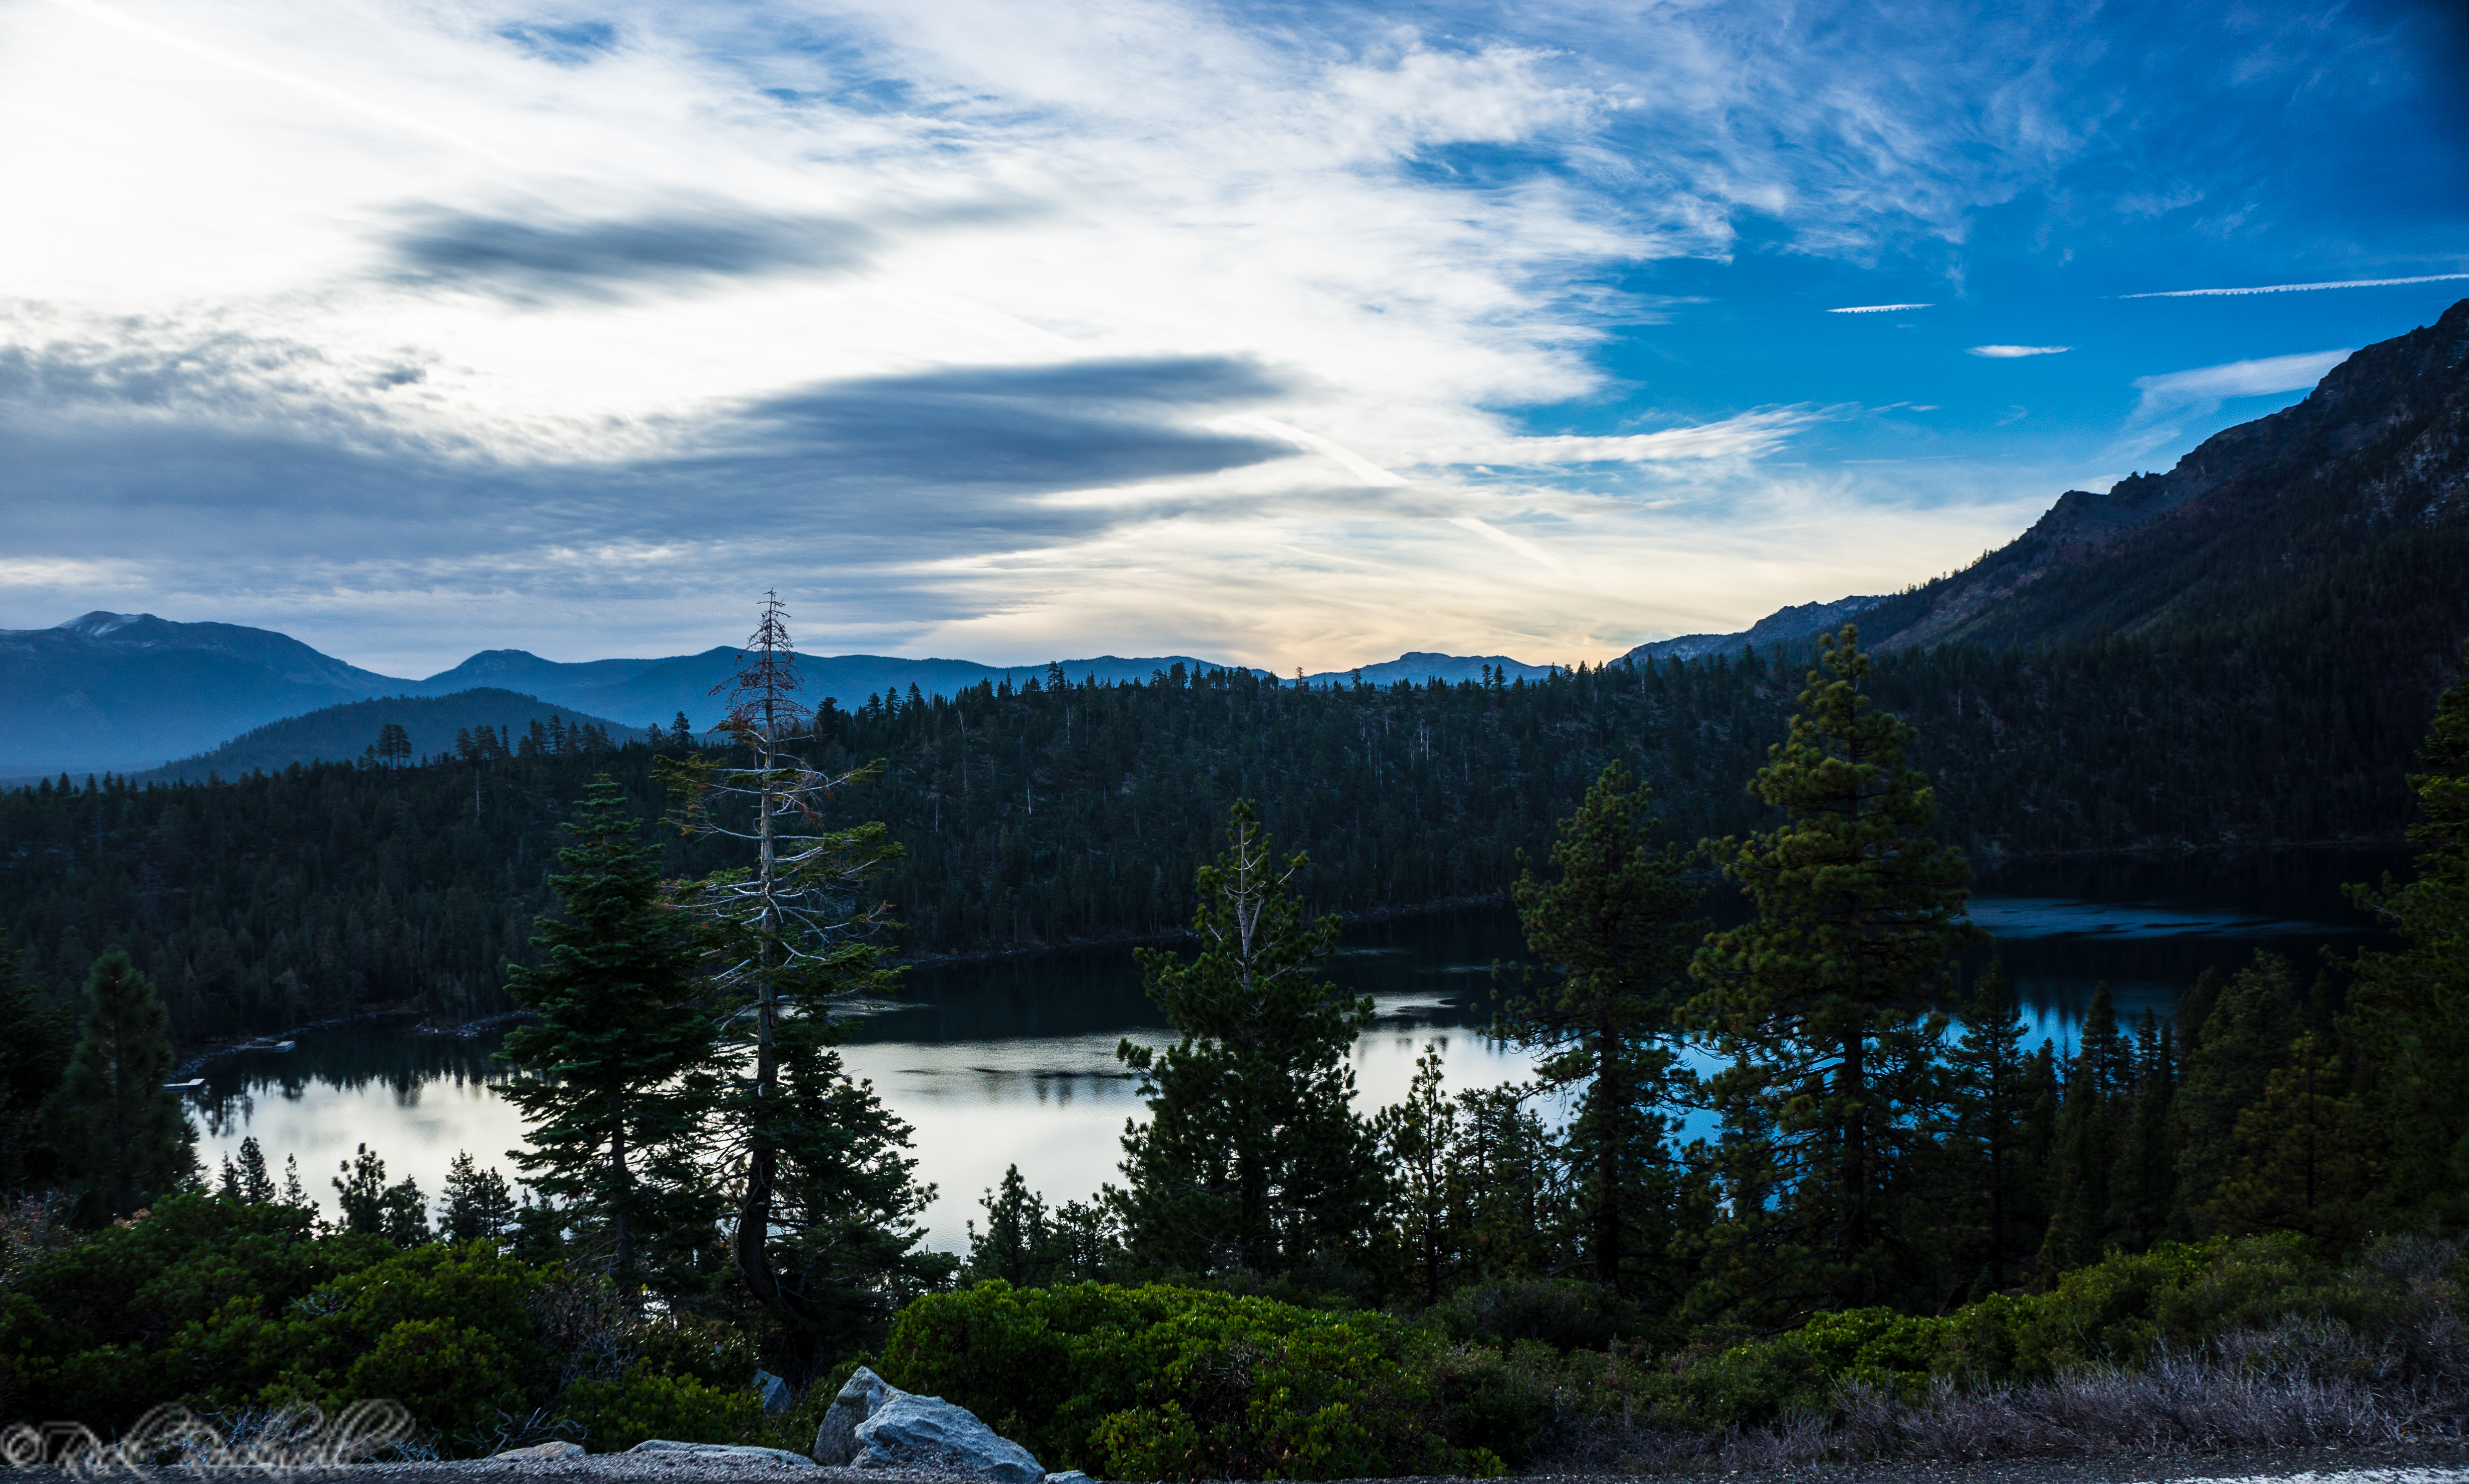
[1829, 303, 1934, 313]
[1968, 344, 2070, 357]
[2129, 349, 2350, 420]
[0, 0, 2226, 671]
[1422, 408, 1827, 467]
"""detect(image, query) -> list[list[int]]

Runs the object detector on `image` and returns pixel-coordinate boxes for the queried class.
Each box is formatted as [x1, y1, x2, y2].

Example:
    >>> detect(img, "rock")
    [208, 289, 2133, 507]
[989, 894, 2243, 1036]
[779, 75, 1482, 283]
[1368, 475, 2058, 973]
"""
[1044, 1472, 1096, 1484]
[854, 1394, 1045, 1484]
[491, 1440, 584, 1460]
[628, 1440, 818, 1466]
[755, 1368, 793, 1415]
[813, 1365, 903, 1465]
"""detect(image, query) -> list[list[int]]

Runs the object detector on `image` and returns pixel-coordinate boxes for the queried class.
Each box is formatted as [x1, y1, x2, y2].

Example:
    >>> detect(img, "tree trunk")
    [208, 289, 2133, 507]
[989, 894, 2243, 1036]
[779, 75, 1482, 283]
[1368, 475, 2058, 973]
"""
[737, 729, 783, 1304]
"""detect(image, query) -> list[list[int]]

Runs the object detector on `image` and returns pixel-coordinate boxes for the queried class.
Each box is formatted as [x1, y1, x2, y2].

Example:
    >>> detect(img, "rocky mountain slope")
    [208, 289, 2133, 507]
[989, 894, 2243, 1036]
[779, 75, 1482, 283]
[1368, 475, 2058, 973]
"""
[1633, 298, 2469, 668]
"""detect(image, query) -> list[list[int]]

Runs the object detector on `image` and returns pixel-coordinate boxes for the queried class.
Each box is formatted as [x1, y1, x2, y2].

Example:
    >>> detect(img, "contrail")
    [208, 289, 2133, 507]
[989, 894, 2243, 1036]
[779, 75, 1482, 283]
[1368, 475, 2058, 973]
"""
[2123, 273, 2469, 299]
[1828, 303, 1933, 314]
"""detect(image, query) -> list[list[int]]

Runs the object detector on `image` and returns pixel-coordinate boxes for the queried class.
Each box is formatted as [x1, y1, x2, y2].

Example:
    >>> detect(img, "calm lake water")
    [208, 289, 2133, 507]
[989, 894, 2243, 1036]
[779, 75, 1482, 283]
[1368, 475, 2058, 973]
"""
[190, 847, 2404, 1253]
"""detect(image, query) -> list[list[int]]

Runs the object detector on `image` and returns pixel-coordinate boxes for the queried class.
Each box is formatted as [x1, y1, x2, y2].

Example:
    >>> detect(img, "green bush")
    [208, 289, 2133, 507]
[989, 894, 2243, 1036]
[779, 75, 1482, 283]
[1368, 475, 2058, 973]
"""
[342, 1319, 526, 1451]
[1425, 1277, 1643, 1353]
[0, 1197, 743, 1457]
[882, 1280, 1496, 1480]
[557, 1364, 762, 1453]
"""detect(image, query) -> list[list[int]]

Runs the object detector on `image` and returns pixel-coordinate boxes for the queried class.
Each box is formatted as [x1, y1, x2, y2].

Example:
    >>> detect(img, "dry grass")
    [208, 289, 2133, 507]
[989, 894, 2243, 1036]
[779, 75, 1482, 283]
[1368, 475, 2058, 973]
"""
[1526, 1305, 2469, 1472]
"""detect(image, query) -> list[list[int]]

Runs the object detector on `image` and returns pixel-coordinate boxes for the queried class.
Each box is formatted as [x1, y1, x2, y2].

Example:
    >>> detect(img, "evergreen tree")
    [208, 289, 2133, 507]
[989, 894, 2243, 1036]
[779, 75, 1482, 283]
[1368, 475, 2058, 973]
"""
[500, 775, 719, 1295]
[0, 944, 72, 1188]
[2109, 1010, 2176, 1250]
[1942, 962, 2040, 1292]
[45, 950, 195, 1222]
[2170, 952, 2299, 1236]
[438, 1150, 519, 1243]
[1375, 1046, 1466, 1303]
[1689, 626, 1986, 1307]
[218, 1136, 277, 1204]
[1117, 800, 1384, 1278]
[2209, 1030, 2376, 1244]
[2342, 639, 2469, 1227]
[1449, 1081, 1571, 1282]
[2039, 986, 2128, 1271]
[1502, 764, 1706, 1301]
[758, 1007, 956, 1360]
[332, 1143, 429, 1246]
[960, 1165, 1121, 1287]
[2176, 968, 2225, 1054]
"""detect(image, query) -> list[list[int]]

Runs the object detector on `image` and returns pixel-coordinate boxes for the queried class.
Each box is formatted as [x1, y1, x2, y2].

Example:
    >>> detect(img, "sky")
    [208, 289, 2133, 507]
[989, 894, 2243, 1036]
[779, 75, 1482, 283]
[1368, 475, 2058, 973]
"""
[1, 0, 2464, 678]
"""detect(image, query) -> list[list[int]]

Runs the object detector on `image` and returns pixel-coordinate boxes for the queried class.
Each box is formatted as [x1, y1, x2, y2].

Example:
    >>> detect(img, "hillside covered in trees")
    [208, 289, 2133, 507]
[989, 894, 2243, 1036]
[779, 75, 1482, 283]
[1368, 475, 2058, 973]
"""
[0, 610, 2454, 1040]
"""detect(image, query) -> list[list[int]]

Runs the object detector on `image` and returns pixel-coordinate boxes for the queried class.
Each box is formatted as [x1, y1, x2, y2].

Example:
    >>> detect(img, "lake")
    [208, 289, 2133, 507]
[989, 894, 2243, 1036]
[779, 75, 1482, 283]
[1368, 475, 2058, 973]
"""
[188, 846, 2404, 1253]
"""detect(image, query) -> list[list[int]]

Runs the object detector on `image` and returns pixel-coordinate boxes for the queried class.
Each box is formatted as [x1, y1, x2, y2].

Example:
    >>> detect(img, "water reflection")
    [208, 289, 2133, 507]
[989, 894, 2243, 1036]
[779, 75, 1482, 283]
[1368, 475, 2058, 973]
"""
[187, 847, 2407, 1252]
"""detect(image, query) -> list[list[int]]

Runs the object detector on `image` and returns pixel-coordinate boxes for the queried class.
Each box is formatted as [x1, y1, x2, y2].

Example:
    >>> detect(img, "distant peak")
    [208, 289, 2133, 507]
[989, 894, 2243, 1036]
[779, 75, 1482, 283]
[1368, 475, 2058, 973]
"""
[56, 611, 155, 635]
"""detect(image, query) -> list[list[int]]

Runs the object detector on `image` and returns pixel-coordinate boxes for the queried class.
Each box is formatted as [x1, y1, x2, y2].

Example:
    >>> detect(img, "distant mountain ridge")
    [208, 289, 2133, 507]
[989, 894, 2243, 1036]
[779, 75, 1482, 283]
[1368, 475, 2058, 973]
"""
[0, 613, 1562, 778]
[0, 612, 403, 776]
[1626, 596, 1883, 663]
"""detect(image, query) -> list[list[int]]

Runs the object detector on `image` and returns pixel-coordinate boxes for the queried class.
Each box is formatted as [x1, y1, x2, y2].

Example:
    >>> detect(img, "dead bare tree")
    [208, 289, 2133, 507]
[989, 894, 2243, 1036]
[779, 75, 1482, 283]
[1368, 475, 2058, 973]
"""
[656, 592, 901, 1318]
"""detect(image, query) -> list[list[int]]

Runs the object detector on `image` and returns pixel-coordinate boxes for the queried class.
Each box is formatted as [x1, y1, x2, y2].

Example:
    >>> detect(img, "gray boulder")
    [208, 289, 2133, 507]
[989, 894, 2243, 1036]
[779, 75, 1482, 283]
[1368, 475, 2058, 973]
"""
[854, 1394, 1045, 1484]
[754, 1369, 793, 1415]
[812, 1365, 902, 1466]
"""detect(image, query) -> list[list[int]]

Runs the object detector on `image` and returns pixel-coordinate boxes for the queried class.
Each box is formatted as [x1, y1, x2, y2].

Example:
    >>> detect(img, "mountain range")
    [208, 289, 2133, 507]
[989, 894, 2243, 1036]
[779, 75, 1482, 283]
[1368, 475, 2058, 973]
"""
[0, 615, 1566, 779]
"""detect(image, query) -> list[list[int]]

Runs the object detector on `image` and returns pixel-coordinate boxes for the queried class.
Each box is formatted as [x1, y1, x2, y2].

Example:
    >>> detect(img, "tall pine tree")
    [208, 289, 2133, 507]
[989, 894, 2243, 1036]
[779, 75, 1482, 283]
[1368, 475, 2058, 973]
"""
[2040, 984, 2129, 1271]
[2342, 639, 2469, 1228]
[0, 944, 72, 1189]
[1117, 800, 1385, 1279]
[501, 775, 719, 1295]
[1941, 962, 2042, 1293]
[46, 950, 195, 1223]
[1502, 763, 1708, 1302]
[1689, 626, 1986, 1309]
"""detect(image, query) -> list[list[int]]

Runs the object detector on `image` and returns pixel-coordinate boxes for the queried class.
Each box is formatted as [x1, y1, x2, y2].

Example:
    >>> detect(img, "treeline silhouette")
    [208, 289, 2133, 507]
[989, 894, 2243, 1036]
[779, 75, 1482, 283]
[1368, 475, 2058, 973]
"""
[0, 615, 2457, 1039]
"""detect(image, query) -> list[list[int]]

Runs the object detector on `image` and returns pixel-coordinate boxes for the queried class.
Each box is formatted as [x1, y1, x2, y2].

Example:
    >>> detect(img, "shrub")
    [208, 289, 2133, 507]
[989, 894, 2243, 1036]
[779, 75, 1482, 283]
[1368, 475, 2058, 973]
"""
[557, 1365, 762, 1453]
[882, 1280, 1495, 1480]
[342, 1319, 525, 1452]
[1425, 1277, 1642, 1352]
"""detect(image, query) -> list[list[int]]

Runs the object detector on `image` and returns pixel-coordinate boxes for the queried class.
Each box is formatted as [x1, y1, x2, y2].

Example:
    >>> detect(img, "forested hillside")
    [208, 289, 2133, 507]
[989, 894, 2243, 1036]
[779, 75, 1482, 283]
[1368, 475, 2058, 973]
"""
[142, 688, 643, 782]
[3, 610, 2456, 1039]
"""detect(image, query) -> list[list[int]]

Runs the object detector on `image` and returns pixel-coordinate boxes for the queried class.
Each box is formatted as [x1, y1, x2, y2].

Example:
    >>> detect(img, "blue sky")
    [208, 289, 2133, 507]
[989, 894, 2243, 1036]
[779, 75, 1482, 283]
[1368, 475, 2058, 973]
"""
[0, 0, 2462, 676]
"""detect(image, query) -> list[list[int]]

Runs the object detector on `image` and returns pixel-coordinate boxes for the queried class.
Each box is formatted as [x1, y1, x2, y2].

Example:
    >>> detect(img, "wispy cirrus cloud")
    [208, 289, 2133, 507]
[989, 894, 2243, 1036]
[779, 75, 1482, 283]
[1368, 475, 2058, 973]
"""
[1423, 408, 1828, 468]
[2129, 350, 2350, 420]
[1969, 344, 2070, 357]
